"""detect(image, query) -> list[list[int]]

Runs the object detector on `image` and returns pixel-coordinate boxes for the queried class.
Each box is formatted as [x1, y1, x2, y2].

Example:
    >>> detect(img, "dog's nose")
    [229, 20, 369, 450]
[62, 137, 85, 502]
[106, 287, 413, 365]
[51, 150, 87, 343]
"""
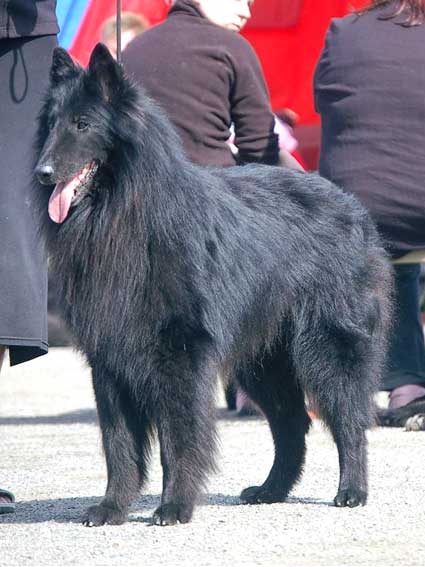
[35, 164, 55, 185]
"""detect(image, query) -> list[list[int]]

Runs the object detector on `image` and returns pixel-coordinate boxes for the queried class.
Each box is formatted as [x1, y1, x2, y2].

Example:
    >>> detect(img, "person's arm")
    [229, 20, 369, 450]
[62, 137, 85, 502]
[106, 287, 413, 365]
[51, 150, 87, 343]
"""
[279, 148, 305, 171]
[274, 115, 305, 171]
[230, 38, 279, 166]
[313, 21, 336, 115]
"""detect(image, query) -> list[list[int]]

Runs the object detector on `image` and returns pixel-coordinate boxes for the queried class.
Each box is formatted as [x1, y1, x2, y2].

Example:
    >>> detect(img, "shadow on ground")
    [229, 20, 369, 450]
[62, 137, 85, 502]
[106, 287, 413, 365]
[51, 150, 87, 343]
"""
[0, 492, 332, 526]
[0, 409, 98, 426]
[0, 407, 265, 427]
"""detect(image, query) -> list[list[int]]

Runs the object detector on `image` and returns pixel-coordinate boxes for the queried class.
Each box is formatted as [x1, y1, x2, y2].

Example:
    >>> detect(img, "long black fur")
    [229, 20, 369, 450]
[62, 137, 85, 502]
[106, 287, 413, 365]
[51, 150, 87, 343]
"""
[34, 44, 393, 527]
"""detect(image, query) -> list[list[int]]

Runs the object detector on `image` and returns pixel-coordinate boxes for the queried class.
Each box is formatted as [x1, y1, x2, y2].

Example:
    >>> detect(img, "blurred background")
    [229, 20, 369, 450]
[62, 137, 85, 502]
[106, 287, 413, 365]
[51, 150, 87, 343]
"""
[49, 0, 370, 346]
[56, 0, 368, 172]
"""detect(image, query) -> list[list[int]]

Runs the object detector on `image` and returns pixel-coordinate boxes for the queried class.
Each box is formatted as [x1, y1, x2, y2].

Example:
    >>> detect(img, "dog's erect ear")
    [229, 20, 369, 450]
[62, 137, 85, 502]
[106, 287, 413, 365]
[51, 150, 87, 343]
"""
[88, 43, 123, 101]
[51, 47, 80, 85]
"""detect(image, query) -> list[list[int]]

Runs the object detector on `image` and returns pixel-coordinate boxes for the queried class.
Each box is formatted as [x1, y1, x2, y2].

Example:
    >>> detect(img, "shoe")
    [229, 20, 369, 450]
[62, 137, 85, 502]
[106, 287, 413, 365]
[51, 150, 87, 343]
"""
[0, 489, 15, 514]
[377, 394, 425, 428]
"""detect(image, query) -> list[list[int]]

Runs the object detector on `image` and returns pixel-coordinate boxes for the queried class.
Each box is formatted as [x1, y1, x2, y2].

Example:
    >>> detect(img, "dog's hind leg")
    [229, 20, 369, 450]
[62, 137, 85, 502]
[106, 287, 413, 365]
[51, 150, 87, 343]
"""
[296, 322, 379, 508]
[84, 365, 154, 527]
[152, 353, 218, 526]
[314, 378, 370, 508]
[237, 349, 312, 505]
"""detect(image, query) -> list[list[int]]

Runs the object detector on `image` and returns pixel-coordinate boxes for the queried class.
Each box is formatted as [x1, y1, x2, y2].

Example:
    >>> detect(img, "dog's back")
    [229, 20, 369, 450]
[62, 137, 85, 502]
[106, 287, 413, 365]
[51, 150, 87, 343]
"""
[188, 164, 392, 367]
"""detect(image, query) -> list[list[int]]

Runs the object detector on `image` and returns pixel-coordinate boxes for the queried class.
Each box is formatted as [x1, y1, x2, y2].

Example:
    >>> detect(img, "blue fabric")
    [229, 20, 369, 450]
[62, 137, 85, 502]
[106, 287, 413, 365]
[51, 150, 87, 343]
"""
[57, 0, 91, 48]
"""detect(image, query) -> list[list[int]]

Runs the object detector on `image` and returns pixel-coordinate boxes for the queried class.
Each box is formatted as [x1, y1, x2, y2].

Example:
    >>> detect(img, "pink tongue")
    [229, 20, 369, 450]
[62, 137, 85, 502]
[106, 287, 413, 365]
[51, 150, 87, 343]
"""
[48, 176, 80, 223]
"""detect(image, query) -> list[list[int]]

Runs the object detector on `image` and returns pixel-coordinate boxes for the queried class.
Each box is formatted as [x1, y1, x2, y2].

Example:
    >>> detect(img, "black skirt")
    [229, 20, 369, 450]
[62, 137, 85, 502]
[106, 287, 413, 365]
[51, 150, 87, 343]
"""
[0, 34, 56, 365]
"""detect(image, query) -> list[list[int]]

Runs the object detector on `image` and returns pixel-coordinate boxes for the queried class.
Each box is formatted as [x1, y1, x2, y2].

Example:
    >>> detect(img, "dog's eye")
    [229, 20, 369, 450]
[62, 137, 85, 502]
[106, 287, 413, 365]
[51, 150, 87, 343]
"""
[76, 120, 89, 131]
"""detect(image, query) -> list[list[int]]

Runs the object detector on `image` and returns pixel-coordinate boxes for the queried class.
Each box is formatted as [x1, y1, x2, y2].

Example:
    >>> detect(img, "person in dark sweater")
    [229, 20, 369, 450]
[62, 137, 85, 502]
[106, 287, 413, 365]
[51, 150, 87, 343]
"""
[0, 0, 59, 513]
[314, 0, 425, 416]
[123, 0, 279, 168]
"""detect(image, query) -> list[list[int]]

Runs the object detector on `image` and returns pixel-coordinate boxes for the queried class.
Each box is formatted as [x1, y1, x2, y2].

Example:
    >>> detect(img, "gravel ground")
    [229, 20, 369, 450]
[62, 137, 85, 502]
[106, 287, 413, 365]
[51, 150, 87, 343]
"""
[1, 348, 424, 566]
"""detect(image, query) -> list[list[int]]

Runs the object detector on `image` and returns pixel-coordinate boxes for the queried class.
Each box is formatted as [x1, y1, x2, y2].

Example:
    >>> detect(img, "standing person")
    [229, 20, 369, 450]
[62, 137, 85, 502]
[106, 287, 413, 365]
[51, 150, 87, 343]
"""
[0, 1, 59, 513]
[314, 0, 425, 418]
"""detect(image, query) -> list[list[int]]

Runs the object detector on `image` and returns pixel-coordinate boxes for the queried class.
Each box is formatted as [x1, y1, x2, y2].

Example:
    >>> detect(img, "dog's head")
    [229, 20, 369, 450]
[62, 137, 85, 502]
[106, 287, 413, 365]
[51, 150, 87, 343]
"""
[35, 43, 129, 224]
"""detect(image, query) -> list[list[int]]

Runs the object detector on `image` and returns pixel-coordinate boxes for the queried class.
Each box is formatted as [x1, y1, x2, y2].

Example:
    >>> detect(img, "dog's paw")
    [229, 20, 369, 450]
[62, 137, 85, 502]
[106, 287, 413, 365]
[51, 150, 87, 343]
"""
[334, 488, 367, 508]
[83, 503, 127, 527]
[152, 503, 193, 526]
[240, 485, 287, 505]
[405, 414, 425, 431]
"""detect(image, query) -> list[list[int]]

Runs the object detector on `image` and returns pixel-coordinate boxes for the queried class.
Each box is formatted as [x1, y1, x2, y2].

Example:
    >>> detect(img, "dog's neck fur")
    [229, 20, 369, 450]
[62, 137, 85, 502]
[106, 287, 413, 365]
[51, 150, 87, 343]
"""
[44, 91, 209, 362]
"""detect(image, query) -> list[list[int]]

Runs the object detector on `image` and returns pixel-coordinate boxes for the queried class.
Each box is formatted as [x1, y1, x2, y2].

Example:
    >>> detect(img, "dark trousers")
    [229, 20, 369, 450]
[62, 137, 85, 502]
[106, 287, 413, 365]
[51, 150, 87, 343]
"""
[0, 35, 56, 365]
[384, 264, 425, 390]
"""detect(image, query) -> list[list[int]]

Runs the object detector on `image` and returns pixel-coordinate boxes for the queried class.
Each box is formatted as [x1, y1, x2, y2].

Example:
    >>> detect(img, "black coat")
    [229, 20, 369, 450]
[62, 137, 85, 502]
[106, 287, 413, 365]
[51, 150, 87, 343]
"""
[0, 0, 58, 39]
[314, 3, 425, 257]
[0, 2, 57, 364]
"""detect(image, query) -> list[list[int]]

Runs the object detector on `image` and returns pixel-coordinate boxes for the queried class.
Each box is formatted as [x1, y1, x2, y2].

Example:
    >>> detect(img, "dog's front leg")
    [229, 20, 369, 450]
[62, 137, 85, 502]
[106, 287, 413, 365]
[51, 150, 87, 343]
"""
[84, 365, 153, 527]
[152, 356, 218, 526]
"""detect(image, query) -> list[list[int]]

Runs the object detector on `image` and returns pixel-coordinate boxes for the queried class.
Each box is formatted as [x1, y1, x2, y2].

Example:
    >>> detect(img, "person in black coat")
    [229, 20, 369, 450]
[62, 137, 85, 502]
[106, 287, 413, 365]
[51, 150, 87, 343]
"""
[0, 0, 58, 513]
[314, 0, 425, 415]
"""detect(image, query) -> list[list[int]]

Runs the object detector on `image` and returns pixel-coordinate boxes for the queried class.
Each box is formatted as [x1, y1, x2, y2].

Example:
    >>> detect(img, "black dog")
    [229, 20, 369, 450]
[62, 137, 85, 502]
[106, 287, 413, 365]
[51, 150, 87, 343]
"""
[35, 44, 392, 527]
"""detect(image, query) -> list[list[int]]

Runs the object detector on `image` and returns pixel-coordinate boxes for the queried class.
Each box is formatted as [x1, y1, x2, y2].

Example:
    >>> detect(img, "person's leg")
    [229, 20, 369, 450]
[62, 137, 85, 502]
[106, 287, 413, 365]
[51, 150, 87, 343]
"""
[0, 346, 5, 372]
[384, 264, 425, 408]
[0, 33, 57, 514]
[235, 388, 261, 416]
[0, 346, 15, 514]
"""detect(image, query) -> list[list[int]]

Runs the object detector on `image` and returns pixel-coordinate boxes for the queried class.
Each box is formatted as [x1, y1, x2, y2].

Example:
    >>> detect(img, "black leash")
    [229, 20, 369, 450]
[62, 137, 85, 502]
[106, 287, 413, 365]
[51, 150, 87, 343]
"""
[116, 0, 122, 65]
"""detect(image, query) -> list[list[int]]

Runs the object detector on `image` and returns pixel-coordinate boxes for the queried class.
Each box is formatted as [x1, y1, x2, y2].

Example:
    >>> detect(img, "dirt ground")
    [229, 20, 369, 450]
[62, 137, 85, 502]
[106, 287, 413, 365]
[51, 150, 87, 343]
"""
[1, 348, 424, 566]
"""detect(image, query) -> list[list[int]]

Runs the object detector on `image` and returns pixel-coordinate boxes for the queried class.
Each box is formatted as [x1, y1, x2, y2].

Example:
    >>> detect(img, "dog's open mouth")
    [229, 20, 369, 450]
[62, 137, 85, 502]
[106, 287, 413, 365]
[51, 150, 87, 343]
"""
[48, 161, 98, 224]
